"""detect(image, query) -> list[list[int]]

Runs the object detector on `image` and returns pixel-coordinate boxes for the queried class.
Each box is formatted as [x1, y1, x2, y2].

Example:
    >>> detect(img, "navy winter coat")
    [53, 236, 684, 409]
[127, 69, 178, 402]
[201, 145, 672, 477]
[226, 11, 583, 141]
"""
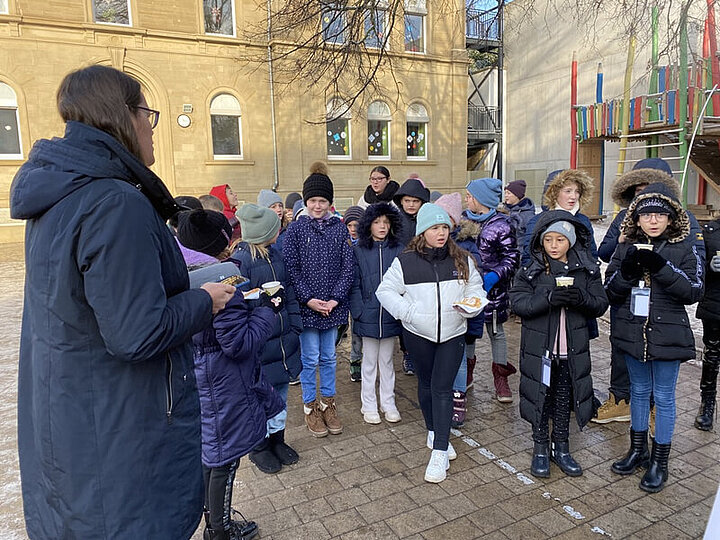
[231, 243, 302, 385]
[506, 197, 536, 250]
[283, 215, 354, 329]
[10, 122, 212, 539]
[452, 220, 485, 336]
[350, 203, 404, 339]
[192, 292, 284, 467]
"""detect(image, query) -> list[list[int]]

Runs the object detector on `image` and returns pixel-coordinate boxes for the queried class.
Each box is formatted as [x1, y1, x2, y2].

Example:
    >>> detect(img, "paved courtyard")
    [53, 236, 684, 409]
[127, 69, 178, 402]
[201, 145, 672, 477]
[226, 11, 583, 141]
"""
[0, 243, 718, 539]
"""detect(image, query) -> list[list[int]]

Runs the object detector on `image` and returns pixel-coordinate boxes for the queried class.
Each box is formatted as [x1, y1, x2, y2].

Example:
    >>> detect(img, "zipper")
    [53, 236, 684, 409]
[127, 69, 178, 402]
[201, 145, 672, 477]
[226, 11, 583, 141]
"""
[641, 275, 651, 362]
[378, 244, 384, 339]
[269, 259, 289, 373]
[165, 352, 174, 422]
[433, 261, 441, 343]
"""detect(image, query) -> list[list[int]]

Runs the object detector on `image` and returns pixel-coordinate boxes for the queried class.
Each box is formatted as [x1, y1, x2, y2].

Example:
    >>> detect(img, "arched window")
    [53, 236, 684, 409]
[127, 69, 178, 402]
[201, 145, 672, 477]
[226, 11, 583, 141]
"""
[0, 83, 22, 159]
[326, 99, 351, 159]
[406, 103, 428, 159]
[210, 94, 243, 159]
[367, 101, 391, 159]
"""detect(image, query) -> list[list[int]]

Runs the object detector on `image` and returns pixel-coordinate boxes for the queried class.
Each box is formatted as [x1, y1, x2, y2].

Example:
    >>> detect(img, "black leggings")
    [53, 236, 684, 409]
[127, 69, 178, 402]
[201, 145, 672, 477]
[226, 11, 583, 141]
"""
[533, 357, 572, 444]
[203, 461, 239, 532]
[403, 330, 465, 451]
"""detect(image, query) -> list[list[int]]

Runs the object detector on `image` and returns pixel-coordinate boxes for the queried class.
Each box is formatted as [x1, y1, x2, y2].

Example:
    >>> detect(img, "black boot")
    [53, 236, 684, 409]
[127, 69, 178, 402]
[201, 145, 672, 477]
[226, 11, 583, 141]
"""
[640, 440, 671, 493]
[248, 438, 282, 474]
[550, 360, 582, 477]
[695, 351, 719, 431]
[531, 442, 550, 478]
[551, 440, 583, 476]
[268, 429, 299, 465]
[228, 508, 259, 540]
[611, 429, 649, 475]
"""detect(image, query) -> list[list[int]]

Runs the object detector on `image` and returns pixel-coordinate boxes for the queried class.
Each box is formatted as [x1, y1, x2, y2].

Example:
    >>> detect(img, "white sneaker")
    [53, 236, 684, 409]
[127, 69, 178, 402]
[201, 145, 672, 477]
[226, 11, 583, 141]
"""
[384, 410, 402, 423]
[426, 431, 457, 460]
[363, 412, 381, 424]
[424, 450, 449, 483]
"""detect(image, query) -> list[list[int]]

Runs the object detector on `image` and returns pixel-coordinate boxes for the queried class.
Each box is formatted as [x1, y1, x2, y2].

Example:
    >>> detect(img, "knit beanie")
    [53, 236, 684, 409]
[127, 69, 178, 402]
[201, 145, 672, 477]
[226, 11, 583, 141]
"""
[303, 161, 334, 203]
[175, 195, 203, 211]
[434, 193, 463, 226]
[236, 203, 281, 245]
[415, 203, 452, 236]
[293, 199, 306, 219]
[430, 190, 443, 202]
[257, 189, 283, 208]
[632, 196, 677, 220]
[542, 220, 576, 248]
[176, 209, 232, 257]
[633, 157, 673, 176]
[466, 177, 502, 209]
[343, 205, 364, 225]
[505, 180, 527, 200]
[285, 192, 302, 210]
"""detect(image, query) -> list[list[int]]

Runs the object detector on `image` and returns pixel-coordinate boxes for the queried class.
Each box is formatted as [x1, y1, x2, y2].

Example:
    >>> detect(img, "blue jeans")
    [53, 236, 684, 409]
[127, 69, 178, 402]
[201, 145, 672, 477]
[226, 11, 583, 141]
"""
[452, 345, 470, 392]
[625, 354, 681, 444]
[299, 327, 338, 404]
[267, 383, 289, 434]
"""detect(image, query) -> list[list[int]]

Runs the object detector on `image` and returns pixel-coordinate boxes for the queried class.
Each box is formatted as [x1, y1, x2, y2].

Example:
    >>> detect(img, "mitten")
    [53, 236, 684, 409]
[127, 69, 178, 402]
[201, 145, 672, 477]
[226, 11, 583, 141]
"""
[261, 289, 286, 314]
[635, 249, 666, 273]
[483, 271, 500, 293]
[620, 248, 643, 281]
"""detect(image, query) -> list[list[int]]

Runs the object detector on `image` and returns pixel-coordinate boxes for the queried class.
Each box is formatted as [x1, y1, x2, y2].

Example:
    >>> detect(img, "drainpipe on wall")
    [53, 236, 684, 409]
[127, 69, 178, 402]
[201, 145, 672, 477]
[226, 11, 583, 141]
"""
[267, 0, 279, 191]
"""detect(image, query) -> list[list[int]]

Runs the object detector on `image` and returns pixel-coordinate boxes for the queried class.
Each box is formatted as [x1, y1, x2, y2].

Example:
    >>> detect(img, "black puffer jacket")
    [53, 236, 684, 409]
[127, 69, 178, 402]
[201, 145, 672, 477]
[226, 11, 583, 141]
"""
[510, 211, 609, 430]
[393, 179, 430, 245]
[605, 184, 704, 362]
[698, 219, 720, 321]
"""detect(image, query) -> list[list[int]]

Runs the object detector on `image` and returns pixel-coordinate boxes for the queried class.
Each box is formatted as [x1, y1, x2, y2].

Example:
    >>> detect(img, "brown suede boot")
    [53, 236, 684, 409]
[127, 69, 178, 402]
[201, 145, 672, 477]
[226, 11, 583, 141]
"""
[492, 362, 517, 403]
[304, 401, 328, 437]
[320, 397, 343, 435]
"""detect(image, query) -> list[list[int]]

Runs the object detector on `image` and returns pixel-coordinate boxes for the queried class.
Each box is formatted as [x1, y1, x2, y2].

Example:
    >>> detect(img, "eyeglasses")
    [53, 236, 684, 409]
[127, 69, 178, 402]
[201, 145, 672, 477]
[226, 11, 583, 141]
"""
[135, 105, 160, 129]
[369, 176, 387, 182]
[638, 213, 670, 222]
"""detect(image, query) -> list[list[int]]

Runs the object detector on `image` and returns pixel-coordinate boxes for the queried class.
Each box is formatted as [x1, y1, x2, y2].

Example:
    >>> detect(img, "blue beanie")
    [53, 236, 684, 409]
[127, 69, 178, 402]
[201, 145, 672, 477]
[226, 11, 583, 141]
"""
[633, 158, 673, 176]
[415, 203, 452, 236]
[466, 178, 502, 209]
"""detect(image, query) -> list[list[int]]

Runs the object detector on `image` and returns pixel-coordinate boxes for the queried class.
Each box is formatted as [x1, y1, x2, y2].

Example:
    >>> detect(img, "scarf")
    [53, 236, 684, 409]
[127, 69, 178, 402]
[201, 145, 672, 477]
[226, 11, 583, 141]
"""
[465, 208, 497, 223]
[363, 181, 400, 204]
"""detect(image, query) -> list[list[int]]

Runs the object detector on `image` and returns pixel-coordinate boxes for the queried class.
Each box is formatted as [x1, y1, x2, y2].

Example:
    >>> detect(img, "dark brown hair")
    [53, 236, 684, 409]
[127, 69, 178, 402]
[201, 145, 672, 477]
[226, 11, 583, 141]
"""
[406, 234, 473, 281]
[57, 65, 144, 161]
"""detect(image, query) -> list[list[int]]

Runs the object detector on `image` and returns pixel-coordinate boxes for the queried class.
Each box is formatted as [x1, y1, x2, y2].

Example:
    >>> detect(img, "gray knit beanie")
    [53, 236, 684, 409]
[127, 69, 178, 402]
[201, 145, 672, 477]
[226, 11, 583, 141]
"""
[257, 189, 283, 208]
[236, 203, 281, 245]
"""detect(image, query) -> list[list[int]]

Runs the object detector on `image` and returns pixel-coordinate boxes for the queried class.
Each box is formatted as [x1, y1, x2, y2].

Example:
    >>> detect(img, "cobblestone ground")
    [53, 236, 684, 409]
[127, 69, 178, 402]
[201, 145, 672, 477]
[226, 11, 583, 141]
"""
[1, 244, 718, 539]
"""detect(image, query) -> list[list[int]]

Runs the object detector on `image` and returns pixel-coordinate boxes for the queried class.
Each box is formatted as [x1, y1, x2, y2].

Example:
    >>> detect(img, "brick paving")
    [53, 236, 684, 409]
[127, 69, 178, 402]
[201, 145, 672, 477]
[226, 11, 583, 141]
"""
[0, 243, 717, 539]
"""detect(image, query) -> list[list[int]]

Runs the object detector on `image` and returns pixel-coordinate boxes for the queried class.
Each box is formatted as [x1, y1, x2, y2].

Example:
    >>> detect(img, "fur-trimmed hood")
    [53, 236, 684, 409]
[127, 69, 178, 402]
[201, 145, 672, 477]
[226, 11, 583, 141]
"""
[620, 182, 690, 243]
[611, 168, 679, 208]
[357, 202, 403, 249]
[542, 169, 594, 211]
[455, 218, 480, 243]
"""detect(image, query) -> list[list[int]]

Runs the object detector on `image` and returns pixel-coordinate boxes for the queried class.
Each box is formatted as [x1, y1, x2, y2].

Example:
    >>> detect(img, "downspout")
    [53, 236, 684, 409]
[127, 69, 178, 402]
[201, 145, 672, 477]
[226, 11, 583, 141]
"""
[267, 0, 279, 191]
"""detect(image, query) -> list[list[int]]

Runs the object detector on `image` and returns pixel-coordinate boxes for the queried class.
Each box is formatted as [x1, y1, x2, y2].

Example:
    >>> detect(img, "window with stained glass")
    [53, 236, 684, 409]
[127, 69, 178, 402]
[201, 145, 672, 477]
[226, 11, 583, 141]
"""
[0, 83, 22, 159]
[92, 0, 131, 25]
[210, 94, 243, 158]
[204, 0, 235, 36]
[406, 103, 428, 159]
[367, 101, 390, 158]
[327, 99, 351, 158]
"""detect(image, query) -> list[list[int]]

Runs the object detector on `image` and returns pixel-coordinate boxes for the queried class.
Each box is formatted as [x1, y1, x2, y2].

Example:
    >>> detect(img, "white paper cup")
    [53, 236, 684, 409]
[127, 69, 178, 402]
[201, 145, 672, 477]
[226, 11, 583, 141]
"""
[262, 281, 282, 295]
[635, 243, 654, 251]
[555, 276, 574, 287]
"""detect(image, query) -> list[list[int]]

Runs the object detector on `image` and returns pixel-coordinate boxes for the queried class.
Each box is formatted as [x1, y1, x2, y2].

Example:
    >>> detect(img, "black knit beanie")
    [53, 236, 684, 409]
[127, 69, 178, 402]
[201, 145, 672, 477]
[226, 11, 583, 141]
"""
[176, 209, 232, 257]
[303, 161, 334, 203]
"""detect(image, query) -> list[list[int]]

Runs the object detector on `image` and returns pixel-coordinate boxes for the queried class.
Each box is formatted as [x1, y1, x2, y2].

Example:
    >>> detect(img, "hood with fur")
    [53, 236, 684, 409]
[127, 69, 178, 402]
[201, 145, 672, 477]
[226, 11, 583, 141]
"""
[455, 218, 480, 243]
[620, 182, 690, 243]
[357, 202, 403, 249]
[542, 169, 594, 211]
[611, 168, 679, 208]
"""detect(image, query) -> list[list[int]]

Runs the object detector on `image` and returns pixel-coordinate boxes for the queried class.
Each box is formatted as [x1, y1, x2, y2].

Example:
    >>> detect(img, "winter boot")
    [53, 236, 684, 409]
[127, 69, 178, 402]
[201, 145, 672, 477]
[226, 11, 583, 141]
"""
[695, 351, 720, 431]
[592, 392, 631, 424]
[320, 397, 343, 434]
[451, 391, 466, 428]
[466, 355, 477, 390]
[492, 362, 516, 403]
[304, 401, 328, 437]
[268, 429, 299, 465]
[531, 442, 550, 478]
[248, 437, 282, 474]
[611, 429, 649, 475]
[229, 508, 259, 540]
[551, 441, 582, 477]
[639, 440, 671, 493]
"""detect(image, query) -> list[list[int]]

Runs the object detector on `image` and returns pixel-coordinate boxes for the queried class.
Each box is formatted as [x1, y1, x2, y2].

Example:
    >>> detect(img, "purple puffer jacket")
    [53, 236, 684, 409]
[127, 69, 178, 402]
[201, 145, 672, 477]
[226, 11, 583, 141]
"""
[464, 210, 520, 323]
[192, 291, 284, 468]
[282, 215, 354, 329]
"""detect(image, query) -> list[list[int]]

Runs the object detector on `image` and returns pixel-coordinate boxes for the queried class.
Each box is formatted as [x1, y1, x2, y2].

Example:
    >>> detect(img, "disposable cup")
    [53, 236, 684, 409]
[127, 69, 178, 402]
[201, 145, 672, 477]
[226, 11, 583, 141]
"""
[262, 281, 282, 295]
[555, 276, 574, 287]
[635, 243, 653, 251]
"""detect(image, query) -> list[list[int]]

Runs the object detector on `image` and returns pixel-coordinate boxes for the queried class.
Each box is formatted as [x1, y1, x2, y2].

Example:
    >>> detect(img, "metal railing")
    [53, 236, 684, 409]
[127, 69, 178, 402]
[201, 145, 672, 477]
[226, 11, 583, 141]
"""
[466, 7, 501, 41]
[468, 104, 500, 134]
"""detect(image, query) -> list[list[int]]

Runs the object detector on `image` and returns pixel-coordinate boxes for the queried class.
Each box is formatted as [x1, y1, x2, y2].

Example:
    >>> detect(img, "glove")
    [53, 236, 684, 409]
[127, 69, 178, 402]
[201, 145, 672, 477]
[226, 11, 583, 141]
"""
[564, 286, 584, 305]
[620, 248, 643, 281]
[261, 289, 286, 314]
[483, 271, 500, 293]
[548, 286, 574, 307]
[711, 255, 720, 273]
[635, 249, 666, 273]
